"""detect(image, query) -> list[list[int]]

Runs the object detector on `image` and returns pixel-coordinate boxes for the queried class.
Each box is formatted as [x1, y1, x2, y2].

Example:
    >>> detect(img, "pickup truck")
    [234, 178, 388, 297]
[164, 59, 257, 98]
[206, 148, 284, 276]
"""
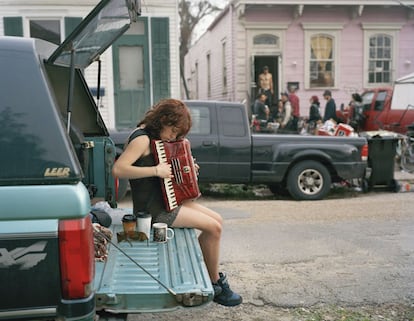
[0, 1, 213, 320]
[111, 100, 368, 201]
[337, 73, 414, 135]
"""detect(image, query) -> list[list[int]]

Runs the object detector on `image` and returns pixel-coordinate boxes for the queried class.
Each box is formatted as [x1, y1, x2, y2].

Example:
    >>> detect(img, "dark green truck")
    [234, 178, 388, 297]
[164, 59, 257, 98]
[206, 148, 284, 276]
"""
[0, 1, 212, 320]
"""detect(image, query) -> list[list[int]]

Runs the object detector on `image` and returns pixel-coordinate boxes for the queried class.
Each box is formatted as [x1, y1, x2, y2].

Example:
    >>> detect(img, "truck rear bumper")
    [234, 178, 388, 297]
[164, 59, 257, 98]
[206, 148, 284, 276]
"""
[0, 294, 95, 321]
[335, 162, 367, 180]
[58, 294, 96, 321]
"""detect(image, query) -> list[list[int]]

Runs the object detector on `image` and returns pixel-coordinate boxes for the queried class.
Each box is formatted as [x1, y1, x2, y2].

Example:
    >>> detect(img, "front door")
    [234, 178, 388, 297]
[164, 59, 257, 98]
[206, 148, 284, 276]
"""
[113, 22, 150, 130]
[252, 55, 280, 109]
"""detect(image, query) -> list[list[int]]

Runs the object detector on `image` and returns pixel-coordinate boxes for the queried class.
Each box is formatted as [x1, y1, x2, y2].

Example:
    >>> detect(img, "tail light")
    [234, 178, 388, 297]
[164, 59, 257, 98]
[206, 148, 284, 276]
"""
[361, 143, 369, 161]
[59, 216, 95, 299]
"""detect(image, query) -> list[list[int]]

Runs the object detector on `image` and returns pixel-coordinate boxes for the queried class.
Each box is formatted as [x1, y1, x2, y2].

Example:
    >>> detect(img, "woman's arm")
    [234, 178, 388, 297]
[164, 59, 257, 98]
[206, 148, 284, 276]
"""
[112, 135, 171, 179]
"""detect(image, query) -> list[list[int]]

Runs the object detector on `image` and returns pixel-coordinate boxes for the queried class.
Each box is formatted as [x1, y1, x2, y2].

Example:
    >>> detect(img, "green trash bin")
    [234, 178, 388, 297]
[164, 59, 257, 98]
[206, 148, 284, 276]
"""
[361, 131, 399, 191]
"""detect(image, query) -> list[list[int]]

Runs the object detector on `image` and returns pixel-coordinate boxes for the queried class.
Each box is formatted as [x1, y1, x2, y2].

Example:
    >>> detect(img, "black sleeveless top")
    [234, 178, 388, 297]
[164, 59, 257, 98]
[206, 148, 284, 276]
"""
[127, 129, 165, 216]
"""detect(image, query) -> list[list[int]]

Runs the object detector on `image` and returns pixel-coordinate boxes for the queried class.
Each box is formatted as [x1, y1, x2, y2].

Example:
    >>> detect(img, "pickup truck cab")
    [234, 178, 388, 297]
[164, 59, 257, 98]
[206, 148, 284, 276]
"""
[338, 73, 414, 134]
[0, 1, 212, 320]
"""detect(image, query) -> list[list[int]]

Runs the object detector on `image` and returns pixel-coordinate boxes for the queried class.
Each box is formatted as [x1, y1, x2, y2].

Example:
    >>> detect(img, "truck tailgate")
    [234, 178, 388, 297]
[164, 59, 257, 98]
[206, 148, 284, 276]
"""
[94, 223, 214, 313]
[0, 220, 61, 317]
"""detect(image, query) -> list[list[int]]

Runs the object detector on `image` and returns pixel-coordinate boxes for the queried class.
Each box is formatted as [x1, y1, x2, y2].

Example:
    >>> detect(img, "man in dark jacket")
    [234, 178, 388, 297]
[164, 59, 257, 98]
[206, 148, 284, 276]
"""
[322, 90, 337, 122]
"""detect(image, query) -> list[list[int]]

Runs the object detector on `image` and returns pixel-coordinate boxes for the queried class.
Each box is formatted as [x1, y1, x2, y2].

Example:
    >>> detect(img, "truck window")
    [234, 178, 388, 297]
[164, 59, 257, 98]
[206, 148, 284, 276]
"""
[189, 106, 211, 135]
[219, 106, 247, 137]
[0, 39, 82, 186]
[362, 91, 374, 111]
[374, 91, 387, 111]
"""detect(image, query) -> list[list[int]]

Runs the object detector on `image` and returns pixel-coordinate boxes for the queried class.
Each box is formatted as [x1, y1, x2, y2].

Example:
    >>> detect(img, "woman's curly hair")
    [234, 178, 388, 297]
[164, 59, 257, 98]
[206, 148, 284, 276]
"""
[138, 99, 192, 140]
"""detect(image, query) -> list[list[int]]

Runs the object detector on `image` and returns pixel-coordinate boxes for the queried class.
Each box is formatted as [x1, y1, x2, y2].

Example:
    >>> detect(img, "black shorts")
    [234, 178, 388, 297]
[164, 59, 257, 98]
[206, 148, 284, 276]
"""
[151, 205, 181, 227]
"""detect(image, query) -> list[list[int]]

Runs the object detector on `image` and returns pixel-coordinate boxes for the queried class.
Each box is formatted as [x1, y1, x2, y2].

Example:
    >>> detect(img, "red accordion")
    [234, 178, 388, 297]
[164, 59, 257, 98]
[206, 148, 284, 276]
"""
[151, 138, 201, 212]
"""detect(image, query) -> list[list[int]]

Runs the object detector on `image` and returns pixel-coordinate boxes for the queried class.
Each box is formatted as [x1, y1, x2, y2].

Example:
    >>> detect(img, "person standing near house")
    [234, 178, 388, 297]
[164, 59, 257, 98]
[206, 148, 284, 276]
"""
[307, 95, 322, 134]
[288, 85, 300, 132]
[348, 93, 365, 131]
[322, 90, 337, 122]
[257, 66, 274, 107]
[269, 99, 284, 124]
[253, 93, 269, 121]
[279, 92, 293, 132]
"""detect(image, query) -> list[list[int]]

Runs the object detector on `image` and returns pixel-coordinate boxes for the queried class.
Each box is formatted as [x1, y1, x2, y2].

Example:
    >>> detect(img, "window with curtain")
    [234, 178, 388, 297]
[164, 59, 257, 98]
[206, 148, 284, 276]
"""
[368, 34, 392, 84]
[310, 34, 335, 88]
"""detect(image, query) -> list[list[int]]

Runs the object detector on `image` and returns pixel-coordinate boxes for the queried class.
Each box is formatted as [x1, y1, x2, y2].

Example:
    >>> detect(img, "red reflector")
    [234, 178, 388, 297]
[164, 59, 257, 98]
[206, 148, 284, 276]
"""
[361, 144, 369, 161]
[59, 216, 95, 299]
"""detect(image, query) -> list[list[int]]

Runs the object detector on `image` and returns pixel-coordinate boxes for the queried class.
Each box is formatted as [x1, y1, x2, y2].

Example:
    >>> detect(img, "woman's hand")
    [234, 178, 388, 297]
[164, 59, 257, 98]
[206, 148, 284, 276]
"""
[155, 162, 172, 178]
[193, 158, 200, 176]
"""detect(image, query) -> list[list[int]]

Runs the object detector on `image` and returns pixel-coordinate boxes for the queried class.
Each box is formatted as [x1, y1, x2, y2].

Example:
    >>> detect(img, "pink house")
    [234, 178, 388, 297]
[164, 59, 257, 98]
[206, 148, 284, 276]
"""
[184, 0, 414, 118]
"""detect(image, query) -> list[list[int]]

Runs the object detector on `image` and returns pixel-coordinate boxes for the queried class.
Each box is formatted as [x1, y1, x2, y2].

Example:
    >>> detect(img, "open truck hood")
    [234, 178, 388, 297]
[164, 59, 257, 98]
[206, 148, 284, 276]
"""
[48, 0, 140, 69]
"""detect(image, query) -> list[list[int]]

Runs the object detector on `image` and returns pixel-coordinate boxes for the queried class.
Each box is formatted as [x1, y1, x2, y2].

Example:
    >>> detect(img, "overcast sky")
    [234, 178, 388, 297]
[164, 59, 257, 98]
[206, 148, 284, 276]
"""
[192, 0, 229, 42]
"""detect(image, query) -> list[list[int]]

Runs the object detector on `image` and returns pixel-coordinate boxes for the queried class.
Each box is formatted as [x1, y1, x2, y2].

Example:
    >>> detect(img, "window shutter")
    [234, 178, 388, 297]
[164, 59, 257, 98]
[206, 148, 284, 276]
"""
[4, 17, 23, 36]
[151, 17, 170, 103]
[65, 17, 82, 38]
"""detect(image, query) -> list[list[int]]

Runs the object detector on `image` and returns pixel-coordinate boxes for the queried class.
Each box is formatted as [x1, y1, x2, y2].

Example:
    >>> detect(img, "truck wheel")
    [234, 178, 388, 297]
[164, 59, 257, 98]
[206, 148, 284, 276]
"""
[389, 179, 400, 193]
[287, 160, 331, 200]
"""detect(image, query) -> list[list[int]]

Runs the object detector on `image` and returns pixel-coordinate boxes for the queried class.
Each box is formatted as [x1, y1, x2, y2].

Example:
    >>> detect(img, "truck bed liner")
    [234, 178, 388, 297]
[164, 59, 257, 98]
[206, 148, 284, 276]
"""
[94, 223, 214, 313]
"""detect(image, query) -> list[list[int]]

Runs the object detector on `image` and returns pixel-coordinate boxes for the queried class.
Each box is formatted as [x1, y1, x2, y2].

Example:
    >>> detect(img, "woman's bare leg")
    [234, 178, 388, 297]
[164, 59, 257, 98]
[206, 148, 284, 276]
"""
[172, 201, 222, 282]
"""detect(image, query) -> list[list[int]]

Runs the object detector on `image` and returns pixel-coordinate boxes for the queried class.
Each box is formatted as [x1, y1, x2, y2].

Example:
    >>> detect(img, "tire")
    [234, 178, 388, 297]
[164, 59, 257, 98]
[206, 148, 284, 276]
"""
[287, 160, 331, 200]
[401, 147, 414, 173]
[389, 179, 400, 193]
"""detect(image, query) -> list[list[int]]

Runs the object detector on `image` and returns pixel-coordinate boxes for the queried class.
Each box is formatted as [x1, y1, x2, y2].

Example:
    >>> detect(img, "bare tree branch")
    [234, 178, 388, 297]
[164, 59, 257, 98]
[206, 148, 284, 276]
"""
[179, 0, 226, 98]
[179, 0, 224, 68]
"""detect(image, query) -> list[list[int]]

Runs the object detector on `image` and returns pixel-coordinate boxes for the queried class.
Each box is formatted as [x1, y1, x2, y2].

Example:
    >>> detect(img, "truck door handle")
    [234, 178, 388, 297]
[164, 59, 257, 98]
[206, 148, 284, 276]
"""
[202, 141, 216, 147]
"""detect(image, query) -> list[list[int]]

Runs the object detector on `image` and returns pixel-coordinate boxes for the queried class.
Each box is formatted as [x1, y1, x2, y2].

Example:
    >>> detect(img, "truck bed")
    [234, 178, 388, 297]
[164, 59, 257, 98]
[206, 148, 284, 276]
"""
[94, 219, 214, 314]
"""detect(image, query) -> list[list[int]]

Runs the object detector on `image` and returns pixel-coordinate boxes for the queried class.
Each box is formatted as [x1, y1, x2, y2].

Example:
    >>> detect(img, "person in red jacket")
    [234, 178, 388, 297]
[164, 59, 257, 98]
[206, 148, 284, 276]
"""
[288, 86, 300, 132]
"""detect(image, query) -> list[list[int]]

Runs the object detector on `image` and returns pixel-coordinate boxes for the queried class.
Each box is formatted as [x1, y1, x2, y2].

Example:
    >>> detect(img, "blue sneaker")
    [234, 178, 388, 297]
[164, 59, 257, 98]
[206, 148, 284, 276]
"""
[213, 272, 242, 306]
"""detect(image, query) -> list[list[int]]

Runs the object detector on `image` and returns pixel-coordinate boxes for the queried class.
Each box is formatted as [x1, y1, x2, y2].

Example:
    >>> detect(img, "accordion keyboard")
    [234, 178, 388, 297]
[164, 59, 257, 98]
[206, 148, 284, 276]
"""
[153, 141, 178, 211]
